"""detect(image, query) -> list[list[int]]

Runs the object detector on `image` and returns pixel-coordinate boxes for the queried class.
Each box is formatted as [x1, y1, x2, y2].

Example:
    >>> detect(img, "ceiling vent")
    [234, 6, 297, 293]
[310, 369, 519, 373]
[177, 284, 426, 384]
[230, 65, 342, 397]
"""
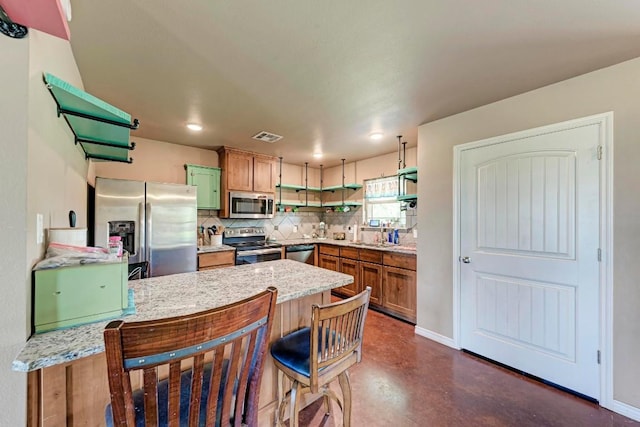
[252, 131, 283, 143]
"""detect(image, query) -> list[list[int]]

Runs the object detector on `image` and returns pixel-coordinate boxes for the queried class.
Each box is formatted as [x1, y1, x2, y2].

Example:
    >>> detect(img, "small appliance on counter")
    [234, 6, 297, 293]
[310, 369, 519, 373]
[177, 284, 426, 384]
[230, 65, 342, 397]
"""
[48, 227, 87, 247]
[317, 222, 326, 240]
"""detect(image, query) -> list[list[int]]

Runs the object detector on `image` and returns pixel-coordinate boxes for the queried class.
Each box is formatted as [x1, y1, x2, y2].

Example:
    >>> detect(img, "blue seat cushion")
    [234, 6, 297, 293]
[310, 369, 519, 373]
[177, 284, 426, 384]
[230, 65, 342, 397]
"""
[270, 327, 312, 378]
[106, 361, 229, 427]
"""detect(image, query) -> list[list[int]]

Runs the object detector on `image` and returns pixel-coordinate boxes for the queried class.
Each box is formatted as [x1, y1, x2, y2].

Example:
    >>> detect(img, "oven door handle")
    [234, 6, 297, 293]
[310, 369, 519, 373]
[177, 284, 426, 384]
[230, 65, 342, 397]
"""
[236, 248, 282, 257]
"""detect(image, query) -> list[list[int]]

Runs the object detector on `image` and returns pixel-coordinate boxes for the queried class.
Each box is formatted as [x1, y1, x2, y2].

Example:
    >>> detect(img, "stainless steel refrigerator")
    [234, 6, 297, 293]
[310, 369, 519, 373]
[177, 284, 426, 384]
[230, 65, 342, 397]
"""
[94, 177, 197, 277]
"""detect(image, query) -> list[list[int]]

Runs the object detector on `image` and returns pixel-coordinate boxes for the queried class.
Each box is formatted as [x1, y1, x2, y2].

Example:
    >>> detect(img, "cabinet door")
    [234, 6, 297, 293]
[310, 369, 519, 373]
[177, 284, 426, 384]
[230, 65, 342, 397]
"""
[186, 165, 221, 209]
[339, 258, 360, 298]
[227, 151, 254, 191]
[198, 251, 235, 270]
[382, 266, 417, 323]
[360, 261, 383, 307]
[34, 262, 125, 332]
[253, 155, 277, 192]
[319, 244, 340, 256]
[318, 254, 339, 272]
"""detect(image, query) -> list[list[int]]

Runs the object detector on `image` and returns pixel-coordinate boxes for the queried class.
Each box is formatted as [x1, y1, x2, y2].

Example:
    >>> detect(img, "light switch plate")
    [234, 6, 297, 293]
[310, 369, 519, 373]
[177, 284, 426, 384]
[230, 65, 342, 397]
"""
[36, 213, 44, 244]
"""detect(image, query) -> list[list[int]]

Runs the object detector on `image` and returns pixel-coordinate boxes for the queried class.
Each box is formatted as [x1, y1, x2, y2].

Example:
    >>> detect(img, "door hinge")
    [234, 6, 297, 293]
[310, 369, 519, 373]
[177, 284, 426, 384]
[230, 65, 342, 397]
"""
[597, 248, 602, 262]
[597, 350, 601, 364]
[597, 145, 603, 160]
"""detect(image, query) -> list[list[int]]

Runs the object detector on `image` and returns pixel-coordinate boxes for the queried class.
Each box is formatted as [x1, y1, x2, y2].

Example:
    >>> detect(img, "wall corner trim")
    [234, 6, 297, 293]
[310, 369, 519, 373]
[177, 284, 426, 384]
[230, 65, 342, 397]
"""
[414, 326, 458, 349]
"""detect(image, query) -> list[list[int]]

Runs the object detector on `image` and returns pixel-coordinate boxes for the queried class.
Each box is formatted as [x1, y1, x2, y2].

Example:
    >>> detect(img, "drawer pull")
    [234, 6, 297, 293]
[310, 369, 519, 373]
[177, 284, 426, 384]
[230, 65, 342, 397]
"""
[54, 291, 61, 295]
[100, 285, 106, 289]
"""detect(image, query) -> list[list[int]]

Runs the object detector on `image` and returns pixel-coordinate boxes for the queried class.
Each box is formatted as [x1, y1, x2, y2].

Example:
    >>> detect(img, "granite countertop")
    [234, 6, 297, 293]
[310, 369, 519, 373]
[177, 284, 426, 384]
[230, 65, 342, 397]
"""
[196, 239, 416, 255]
[279, 238, 417, 255]
[197, 244, 235, 254]
[12, 260, 352, 372]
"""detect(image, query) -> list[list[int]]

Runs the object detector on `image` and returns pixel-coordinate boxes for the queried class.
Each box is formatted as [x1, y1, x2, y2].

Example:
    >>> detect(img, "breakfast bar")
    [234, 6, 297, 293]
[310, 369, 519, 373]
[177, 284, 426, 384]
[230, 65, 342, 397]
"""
[13, 259, 353, 427]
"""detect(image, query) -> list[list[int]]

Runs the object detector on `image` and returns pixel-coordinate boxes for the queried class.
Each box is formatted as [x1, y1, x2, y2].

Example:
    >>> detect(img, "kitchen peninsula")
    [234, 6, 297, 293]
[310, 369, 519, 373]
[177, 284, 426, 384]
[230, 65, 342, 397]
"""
[13, 259, 353, 427]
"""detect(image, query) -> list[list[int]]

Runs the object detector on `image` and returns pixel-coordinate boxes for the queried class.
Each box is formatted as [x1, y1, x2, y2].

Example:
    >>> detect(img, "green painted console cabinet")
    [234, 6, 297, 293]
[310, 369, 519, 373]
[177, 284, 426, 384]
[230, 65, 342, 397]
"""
[33, 258, 128, 333]
[186, 164, 221, 209]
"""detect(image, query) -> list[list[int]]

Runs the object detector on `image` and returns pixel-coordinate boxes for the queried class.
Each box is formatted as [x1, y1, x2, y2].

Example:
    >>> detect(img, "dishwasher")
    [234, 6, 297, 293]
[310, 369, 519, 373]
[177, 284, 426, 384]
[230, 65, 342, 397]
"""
[285, 244, 315, 265]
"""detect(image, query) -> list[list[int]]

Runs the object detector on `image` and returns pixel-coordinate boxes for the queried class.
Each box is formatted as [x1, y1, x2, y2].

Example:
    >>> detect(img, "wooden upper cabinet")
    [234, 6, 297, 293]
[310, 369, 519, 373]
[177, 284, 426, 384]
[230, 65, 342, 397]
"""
[217, 146, 278, 217]
[253, 155, 277, 192]
[226, 150, 254, 192]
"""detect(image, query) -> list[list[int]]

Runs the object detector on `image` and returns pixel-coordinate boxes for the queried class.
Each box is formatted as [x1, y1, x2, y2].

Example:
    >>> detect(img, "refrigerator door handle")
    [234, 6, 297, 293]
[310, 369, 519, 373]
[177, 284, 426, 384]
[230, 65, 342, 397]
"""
[138, 202, 145, 261]
[146, 202, 152, 267]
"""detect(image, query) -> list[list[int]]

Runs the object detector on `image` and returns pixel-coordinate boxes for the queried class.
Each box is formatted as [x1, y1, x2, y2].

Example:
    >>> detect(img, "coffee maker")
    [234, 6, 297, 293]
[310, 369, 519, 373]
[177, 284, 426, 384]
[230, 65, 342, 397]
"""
[318, 222, 326, 239]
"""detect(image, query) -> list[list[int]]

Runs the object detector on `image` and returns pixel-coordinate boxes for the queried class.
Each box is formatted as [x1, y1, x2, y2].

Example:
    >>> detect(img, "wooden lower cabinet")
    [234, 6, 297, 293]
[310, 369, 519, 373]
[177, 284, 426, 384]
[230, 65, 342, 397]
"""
[197, 250, 235, 270]
[338, 257, 359, 298]
[318, 253, 339, 272]
[382, 266, 416, 322]
[320, 244, 416, 323]
[360, 261, 383, 307]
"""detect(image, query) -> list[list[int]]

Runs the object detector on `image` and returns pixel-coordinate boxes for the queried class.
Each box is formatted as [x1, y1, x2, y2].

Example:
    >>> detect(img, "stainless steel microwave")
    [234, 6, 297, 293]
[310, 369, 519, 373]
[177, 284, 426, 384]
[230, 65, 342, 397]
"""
[229, 191, 275, 219]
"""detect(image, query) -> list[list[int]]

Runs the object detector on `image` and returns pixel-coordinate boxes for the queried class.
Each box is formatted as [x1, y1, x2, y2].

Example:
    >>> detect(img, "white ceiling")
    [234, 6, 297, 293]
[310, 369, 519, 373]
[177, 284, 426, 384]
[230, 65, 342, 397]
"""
[67, 1, 640, 167]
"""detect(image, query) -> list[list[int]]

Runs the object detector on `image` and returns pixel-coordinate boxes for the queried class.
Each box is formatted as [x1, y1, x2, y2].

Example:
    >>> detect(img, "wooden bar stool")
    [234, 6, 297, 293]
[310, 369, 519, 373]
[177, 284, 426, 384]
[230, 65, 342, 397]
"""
[270, 287, 371, 427]
[103, 287, 277, 427]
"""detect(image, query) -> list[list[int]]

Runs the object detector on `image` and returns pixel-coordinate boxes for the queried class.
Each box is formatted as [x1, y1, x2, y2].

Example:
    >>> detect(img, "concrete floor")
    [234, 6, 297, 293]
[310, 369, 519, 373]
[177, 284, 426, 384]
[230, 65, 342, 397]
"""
[291, 308, 638, 426]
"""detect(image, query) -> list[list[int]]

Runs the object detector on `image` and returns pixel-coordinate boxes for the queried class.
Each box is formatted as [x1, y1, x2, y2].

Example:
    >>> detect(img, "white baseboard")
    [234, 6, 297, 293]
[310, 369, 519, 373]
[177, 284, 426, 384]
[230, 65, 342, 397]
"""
[612, 399, 640, 422]
[414, 326, 458, 349]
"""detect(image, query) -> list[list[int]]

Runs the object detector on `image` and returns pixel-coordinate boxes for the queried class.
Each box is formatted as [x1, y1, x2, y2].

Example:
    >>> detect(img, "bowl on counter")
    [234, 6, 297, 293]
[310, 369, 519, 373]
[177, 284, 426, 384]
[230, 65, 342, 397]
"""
[333, 232, 345, 240]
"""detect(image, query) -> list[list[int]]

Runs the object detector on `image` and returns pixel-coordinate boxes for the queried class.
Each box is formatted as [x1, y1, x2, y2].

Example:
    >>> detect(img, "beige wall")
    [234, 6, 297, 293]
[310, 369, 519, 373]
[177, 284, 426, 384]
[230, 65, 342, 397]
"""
[0, 33, 29, 427]
[322, 148, 417, 185]
[92, 137, 218, 185]
[0, 29, 88, 426]
[28, 31, 88, 254]
[273, 148, 416, 206]
[417, 57, 640, 407]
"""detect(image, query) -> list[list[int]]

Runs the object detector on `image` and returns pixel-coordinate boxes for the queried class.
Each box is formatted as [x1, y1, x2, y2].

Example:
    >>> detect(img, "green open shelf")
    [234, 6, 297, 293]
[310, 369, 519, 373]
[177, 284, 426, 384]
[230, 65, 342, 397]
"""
[276, 183, 323, 192]
[276, 183, 306, 191]
[322, 201, 363, 207]
[43, 73, 138, 163]
[322, 183, 363, 192]
[398, 166, 418, 182]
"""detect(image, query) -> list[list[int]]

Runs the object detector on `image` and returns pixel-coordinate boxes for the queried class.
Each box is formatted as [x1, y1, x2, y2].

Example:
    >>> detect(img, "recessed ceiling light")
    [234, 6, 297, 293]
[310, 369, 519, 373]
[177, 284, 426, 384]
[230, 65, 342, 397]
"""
[313, 153, 323, 158]
[186, 123, 203, 131]
[369, 132, 384, 140]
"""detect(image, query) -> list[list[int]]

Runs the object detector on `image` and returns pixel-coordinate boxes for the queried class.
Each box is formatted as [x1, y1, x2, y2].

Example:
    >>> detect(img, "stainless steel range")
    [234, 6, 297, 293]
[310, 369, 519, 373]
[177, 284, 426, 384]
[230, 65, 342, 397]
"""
[222, 226, 282, 265]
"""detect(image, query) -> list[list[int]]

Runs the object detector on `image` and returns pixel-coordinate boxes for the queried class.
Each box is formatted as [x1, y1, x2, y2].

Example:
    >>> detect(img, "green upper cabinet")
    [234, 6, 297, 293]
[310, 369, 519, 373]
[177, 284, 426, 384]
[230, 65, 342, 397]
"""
[186, 164, 221, 209]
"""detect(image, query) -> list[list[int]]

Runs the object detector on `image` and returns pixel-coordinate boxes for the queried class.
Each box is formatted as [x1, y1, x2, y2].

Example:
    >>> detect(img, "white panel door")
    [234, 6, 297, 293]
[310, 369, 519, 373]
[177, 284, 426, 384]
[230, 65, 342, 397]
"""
[460, 123, 601, 399]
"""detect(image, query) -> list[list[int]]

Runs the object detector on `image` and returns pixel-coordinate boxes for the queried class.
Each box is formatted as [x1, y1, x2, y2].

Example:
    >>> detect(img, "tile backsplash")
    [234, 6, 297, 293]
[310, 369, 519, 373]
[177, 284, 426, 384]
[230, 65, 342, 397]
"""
[197, 206, 417, 246]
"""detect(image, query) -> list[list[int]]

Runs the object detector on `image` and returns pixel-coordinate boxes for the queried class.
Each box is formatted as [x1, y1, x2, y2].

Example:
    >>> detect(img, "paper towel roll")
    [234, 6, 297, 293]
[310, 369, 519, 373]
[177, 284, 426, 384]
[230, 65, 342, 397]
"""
[48, 228, 87, 247]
